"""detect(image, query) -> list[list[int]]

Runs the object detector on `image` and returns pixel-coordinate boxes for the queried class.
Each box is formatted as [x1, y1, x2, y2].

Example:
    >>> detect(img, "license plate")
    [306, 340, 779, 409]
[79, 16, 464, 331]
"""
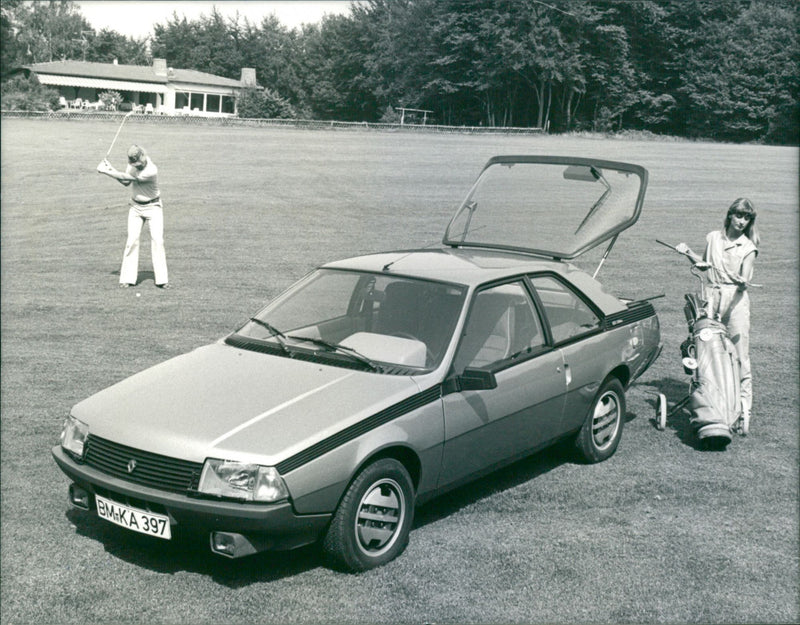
[95, 494, 171, 539]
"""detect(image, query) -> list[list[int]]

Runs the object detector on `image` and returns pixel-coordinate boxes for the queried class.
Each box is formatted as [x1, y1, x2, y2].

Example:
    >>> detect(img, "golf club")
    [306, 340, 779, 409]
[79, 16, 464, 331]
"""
[656, 239, 761, 287]
[105, 110, 135, 158]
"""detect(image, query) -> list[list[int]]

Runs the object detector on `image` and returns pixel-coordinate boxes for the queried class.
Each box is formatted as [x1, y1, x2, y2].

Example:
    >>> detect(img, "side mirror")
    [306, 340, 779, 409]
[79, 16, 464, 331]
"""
[458, 367, 497, 391]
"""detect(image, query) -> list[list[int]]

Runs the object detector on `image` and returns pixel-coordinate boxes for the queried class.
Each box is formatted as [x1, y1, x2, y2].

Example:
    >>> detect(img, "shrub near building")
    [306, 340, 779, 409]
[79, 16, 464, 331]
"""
[1, 75, 60, 111]
[98, 90, 122, 111]
[236, 87, 298, 119]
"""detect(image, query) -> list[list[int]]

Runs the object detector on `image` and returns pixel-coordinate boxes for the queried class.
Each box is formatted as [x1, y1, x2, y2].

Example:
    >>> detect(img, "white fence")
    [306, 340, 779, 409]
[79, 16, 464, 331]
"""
[0, 109, 544, 135]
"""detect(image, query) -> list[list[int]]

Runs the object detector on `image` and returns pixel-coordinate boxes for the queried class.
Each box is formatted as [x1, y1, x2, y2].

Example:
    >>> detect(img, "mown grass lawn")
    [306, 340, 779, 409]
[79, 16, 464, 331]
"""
[1, 117, 797, 624]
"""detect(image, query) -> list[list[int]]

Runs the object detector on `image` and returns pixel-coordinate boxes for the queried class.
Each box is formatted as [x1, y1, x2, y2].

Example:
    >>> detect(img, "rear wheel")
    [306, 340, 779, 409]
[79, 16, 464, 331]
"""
[576, 378, 626, 463]
[322, 458, 414, 572]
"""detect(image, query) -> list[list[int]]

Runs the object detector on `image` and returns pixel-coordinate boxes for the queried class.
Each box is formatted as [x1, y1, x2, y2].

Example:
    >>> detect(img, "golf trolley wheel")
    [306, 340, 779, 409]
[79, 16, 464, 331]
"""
[655, 393, 667, 431]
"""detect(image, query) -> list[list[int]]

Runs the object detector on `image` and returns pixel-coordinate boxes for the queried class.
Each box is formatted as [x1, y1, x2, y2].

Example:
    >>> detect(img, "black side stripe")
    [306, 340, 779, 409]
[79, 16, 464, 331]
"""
[603, 302, 656, 330]
[276, 385, 442, 475]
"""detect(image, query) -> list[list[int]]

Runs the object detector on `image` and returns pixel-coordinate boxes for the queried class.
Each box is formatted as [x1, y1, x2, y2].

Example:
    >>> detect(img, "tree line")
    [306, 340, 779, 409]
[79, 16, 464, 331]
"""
[2, 0, 797, 144]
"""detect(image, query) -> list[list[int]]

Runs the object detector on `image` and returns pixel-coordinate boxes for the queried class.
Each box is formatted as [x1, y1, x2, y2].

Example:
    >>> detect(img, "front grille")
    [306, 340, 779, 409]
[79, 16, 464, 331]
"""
[84, 435, 203, 494]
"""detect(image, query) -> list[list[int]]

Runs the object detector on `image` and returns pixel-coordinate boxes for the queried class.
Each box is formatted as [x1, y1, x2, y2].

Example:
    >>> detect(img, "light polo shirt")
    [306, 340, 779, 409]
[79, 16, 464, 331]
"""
[126, 159, 160, 203]
[705, 229, 757, 284]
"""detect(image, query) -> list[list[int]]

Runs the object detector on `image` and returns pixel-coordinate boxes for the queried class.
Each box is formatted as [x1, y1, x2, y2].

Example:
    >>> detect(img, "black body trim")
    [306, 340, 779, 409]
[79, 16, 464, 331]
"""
[276, 385, 442, 475]
[602, 301, 656, 330]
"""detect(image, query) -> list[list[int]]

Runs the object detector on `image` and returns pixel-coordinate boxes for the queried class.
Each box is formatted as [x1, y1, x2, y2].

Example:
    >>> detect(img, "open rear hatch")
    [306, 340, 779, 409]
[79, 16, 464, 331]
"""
[443, 156, 648, 271]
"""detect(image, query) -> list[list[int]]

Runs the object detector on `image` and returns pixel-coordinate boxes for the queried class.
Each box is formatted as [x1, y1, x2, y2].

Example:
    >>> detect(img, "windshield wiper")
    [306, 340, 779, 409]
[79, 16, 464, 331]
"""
[249, 318, 290, 354]
[286, 335, 382, 372]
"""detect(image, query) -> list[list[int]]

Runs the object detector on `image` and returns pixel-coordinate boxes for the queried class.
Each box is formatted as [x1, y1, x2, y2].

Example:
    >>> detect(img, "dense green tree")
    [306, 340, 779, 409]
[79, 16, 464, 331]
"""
[238, 15, 307, 109]
[236, 86, 297, 119]
[151, 13, 204, 70]
[0, 73, 60, 110]
[10, 0, 92, 63]
[0, 0, 24, 80]
[1, 0, 148, 76]
[348, 0, 437, 117]
[678, 1, 799, 143]
[300, 15, 378, 120]
[86, 28, 149, 65]
[2, 0, 797, 144]
[590, 1, 677, 132]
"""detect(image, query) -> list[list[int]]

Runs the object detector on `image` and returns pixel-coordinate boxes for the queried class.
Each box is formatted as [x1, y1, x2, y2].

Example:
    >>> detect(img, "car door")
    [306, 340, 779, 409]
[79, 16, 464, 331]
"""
[529, 274, 605, 433]
[439, 280, 567, 489]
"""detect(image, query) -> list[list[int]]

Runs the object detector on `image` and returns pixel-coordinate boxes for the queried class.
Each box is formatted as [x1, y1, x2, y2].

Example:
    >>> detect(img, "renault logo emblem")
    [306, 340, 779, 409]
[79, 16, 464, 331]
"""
[127, 459, 137, 473]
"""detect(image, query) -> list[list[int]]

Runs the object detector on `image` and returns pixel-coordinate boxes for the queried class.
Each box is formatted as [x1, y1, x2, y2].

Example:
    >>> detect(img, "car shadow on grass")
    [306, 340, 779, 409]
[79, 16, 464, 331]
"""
[63, 410, 637, 585]
[66, 508, 323, 585]
[413, 438, 578, 528]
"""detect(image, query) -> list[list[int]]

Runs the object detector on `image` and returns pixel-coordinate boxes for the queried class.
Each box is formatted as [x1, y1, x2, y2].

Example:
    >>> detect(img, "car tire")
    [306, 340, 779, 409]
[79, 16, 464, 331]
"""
[322, 458, 415, 572]
[575, 378, 625, 463]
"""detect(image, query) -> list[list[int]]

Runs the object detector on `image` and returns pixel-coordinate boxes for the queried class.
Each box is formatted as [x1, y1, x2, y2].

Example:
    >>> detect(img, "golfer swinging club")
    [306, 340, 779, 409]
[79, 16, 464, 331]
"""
[97, 145, 169, 289]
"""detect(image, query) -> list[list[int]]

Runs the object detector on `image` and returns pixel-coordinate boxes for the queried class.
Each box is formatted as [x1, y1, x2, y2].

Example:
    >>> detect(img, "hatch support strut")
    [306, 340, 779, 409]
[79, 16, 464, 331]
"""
[592, 234, 618, 279]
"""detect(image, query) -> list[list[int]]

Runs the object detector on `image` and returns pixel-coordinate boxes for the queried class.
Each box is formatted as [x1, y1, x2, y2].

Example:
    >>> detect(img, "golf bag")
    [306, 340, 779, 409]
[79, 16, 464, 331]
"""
[679, 291, 743, 442]
[657, 266, 746, 444]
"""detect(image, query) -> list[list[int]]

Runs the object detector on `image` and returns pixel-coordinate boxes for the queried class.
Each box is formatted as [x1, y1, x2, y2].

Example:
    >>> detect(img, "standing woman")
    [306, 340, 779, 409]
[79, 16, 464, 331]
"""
[677, 198, 760, 431]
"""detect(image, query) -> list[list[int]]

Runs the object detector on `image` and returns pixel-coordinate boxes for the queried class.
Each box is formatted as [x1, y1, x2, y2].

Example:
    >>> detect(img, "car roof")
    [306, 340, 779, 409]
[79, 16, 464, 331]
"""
[323, 247, 626, 314]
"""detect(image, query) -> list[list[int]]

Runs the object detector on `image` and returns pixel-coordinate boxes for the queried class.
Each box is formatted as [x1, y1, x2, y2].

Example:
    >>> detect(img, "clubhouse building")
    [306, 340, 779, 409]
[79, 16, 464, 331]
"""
[20, 58, 257, 116]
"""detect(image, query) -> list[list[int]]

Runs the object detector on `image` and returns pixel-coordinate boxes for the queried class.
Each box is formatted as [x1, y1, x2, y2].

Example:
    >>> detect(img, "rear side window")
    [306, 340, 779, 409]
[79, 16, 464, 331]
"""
[531, 276, 600, 343]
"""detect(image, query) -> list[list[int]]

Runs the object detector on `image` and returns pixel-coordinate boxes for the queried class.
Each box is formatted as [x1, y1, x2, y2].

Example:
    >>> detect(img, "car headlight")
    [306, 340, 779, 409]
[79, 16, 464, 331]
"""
[60, 415, 89, 459]
[198, 459, 289, 503]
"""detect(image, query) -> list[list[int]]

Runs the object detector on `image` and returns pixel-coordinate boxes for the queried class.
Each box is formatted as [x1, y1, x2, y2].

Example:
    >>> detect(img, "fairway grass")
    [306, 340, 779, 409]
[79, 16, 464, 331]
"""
[1, 118, 797, 624]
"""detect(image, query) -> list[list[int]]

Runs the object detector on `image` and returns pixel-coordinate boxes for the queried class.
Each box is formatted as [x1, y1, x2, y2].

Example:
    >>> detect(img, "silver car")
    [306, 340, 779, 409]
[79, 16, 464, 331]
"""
[53, 156, 661, 571]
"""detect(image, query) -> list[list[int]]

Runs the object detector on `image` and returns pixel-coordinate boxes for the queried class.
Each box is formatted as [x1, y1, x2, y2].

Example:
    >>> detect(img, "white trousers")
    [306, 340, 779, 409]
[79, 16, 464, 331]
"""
[713, 285, 752, 414]
[119, 203, 168, 286]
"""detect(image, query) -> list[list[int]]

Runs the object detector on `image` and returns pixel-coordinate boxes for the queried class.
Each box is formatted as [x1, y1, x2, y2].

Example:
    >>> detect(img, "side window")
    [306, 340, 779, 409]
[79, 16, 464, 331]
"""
[531, 275, 600, 343]
[452, 282, 544, 373]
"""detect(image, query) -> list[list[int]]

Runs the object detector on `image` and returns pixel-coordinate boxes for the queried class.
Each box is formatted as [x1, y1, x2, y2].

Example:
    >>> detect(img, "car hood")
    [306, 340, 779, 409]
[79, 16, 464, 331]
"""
[72, 343, 423, 465]
[443, 155, 648, 260]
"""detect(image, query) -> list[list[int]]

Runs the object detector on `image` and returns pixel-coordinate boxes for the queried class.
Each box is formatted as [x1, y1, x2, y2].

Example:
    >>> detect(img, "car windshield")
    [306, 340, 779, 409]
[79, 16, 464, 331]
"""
[443, 156, 647, 259]
[232, 269, 467, 373]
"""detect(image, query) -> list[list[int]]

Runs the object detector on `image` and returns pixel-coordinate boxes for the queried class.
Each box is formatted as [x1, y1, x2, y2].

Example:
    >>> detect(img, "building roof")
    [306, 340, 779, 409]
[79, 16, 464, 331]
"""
[23, 60, 246, 89]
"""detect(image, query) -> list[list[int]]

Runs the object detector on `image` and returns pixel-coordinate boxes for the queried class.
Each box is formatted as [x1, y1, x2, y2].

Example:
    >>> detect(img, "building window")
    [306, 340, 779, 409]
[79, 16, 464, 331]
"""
[175, 91, 234, 114]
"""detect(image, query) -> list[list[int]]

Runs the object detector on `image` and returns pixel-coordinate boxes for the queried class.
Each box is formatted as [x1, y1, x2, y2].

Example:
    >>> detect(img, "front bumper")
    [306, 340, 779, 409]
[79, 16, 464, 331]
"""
[52, 446, 331, 554]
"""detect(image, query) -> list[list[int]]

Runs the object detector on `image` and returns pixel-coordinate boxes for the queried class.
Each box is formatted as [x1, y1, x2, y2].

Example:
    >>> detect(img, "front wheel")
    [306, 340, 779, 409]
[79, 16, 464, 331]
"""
[575, 378, 626, 463]
[322, 458, 415, 572]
